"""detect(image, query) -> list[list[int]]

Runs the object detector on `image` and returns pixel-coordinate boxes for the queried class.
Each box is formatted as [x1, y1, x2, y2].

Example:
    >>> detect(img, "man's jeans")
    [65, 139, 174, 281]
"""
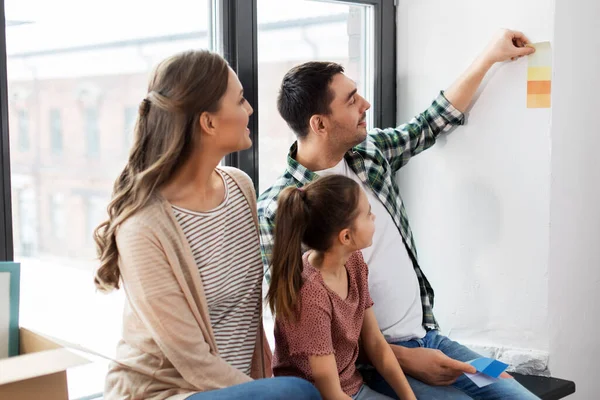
[365, 330, 539, 399]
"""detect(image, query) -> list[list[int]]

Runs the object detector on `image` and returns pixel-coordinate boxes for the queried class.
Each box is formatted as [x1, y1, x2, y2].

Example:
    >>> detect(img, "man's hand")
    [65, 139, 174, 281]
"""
[444, 28, 536, 111]
[394, 347, 477, 386]
[480, 29, 536, 65]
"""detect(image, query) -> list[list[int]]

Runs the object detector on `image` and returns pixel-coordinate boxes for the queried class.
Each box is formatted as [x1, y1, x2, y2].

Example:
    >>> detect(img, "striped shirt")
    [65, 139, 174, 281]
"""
[172, 170, 263, 375]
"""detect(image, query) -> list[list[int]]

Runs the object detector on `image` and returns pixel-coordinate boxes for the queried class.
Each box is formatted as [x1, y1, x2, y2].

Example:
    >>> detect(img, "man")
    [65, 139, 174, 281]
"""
[258, 30, 537, 399]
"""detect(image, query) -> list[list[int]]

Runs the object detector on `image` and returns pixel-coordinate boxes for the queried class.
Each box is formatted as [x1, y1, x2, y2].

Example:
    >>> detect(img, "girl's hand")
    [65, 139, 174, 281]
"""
[308, 353, 351, 400]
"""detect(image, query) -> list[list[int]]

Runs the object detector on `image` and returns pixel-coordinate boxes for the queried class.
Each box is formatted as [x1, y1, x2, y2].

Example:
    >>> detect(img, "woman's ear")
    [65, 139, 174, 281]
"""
[199, 111, 217, 137]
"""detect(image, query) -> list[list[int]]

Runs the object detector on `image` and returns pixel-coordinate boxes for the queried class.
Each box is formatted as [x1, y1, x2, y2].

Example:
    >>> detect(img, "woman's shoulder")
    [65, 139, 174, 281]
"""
[219, 166, 254, 191]
[219, 166, 257, 211]
[218, 165, 251, 181]
[116, 195, 168, 238]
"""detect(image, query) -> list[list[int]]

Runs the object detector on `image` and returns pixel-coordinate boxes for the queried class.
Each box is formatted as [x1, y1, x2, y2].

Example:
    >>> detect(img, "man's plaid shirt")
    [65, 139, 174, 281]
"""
[257, 92, 464, 331]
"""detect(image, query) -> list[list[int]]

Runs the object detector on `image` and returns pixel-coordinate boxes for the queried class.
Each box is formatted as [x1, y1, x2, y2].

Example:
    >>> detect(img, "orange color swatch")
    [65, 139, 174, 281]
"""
[527, 42, 552, 109]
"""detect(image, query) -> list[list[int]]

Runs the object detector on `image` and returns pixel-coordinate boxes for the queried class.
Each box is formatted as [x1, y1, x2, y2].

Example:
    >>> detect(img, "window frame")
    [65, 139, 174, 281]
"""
[50, 108, 63, 156]
[1, 0, 14, 261]
[84, 107, 100, 158]
[220, 0, 260, 186]
[220, 0, 396, 192]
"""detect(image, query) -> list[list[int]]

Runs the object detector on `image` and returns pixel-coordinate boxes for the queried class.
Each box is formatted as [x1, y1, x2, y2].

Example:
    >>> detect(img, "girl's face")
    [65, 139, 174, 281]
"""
[347, 188, 376, 250]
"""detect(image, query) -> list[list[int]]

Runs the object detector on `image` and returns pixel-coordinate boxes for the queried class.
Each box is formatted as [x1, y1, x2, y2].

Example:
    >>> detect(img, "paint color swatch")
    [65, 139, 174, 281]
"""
[463, 357, 510, 388]
[527, 42, 552, 108]
[470, 357, 509, 378]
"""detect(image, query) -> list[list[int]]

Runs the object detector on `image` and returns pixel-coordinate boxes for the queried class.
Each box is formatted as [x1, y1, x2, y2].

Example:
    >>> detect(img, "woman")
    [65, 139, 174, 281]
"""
[94, 50, 320, 400]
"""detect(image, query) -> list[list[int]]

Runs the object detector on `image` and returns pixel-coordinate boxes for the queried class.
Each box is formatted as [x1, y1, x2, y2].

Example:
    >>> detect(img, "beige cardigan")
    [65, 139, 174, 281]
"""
[104, 167, 272, 400]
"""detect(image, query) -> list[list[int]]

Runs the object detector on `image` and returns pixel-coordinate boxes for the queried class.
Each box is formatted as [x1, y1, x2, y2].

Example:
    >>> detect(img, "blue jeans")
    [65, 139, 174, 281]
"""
[365, 330, 539, 399]
[186, 377, 321, 400]
[352, 384, 394, 399]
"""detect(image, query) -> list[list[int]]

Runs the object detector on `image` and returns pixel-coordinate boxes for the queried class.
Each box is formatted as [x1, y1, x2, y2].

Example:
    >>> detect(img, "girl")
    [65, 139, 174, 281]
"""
[267, 175, 416, 400]
[94, 50, 320, 400]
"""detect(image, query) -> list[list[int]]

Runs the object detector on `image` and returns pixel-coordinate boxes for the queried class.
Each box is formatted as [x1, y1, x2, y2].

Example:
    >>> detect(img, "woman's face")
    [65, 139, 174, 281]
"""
[206, 67, 254, 154]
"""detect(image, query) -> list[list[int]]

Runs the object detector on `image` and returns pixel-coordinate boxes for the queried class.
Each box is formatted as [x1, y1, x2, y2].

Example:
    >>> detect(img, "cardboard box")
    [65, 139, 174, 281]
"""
[0, 328, 90, 400]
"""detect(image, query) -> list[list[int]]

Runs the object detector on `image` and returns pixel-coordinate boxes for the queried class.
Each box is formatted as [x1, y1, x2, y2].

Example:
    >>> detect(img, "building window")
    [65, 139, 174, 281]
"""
[256, 0, 377, 193]
[17, 109, 29, 151]
[85, 108, 100, 158]
[50, 193, 66, 240]
[17, 187, 37, 257]
[85, 195, 106, 244]
[50, 109, 62, 155]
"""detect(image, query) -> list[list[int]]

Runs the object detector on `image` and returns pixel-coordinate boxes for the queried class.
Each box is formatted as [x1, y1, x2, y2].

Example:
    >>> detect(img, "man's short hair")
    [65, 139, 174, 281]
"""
[277, 61, 345, 138]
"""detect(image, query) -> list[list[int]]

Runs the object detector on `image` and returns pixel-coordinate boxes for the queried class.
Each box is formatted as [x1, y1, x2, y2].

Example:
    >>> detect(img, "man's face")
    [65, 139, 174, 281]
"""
[324, 73, 371, 150]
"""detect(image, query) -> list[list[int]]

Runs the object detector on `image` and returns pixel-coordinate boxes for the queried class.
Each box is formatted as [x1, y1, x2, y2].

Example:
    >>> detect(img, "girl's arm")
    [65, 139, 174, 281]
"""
[308, 354, 352, 400]
[360, 308, 416, 400]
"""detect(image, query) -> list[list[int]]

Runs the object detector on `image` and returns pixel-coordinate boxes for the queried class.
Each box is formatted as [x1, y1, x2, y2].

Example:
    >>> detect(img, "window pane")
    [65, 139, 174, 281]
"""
[256, 0, 375, 348]
[84, 107, 100, 158]
[257, 0, 375, 195]
[16, 187, 36, 257]
[17, 109, 29, 151]
[50, 108, 62, 155]
[49, 192, 66, 240]
[5, 0, 217, 397]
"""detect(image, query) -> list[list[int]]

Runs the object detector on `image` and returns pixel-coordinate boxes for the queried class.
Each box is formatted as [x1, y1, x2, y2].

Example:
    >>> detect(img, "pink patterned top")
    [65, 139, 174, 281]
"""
[273, 251, 374, 397]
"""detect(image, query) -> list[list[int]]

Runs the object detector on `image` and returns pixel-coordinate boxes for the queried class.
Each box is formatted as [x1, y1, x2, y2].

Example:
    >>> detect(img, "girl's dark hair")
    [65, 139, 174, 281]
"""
[266, 175, 361, 320]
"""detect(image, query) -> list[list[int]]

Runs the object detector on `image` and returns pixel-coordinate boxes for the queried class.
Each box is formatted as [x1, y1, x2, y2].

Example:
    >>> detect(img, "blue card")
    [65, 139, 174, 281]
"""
[469, 357, 509, 379]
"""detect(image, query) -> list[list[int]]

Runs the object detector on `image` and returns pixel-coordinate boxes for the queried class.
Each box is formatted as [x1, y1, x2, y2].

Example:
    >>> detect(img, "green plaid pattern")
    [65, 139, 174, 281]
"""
[257, 92, 464, 331]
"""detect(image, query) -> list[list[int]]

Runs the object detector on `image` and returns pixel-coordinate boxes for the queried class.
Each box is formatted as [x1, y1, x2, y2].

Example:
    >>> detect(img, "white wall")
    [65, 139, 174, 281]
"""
[396, 0, 600, 394]
[548, 0, 600, 397]
[395, 0, 554, 363]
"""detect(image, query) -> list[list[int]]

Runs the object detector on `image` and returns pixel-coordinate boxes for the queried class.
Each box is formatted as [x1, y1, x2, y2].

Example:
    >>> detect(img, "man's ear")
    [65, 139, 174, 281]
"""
[309, 114, 328, 137]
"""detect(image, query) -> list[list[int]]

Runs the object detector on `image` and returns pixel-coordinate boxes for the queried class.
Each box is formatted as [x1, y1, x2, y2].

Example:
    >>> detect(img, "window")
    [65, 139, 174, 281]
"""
[216, 0, 394, 192]
[4, 0, 219, 397]
[85, 195, 107, 245]
[16, 187, 37, 257]
[49, 109, 62, 155]
[257, 0, 376, 194]
[49, 193, 66, 241]
[0, 1, 393, 397]
[17, 109, 29, 151]
[84, 108, 100, 158]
